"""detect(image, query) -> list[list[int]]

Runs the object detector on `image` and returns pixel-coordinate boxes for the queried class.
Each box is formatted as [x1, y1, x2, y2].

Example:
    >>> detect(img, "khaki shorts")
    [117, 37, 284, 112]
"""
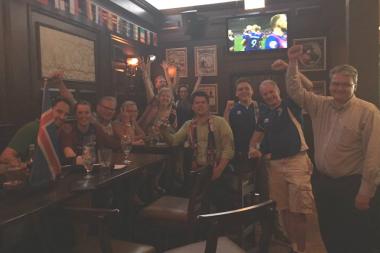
[266, 152, 314, 214]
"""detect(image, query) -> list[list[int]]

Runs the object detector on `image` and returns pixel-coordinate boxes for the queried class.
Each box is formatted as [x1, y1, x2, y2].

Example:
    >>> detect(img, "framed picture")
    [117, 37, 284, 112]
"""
[39, 25, 96, 82]
[165, 47, 188, 77]
[293, 37, 326, 71]
[198, 84, 218, 114]
[194, 45, 218, 76]
[312, 81, 327, 96]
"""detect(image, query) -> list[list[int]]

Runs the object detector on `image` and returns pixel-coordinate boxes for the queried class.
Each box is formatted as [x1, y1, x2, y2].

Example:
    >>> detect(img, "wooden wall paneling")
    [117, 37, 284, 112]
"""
[348, 0, 379, 106]
[0, 0, 7, 122]
[6, 0, 33, 125]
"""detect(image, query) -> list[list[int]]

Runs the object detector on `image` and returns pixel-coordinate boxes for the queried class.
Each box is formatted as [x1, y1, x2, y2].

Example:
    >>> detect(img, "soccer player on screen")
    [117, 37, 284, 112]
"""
[241, 24, 264, 51]
[264, 14, 287, 49]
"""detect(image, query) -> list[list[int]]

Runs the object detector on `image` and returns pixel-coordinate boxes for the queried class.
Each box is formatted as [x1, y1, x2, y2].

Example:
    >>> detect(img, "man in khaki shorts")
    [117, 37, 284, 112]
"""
[249, 79, 313, 253]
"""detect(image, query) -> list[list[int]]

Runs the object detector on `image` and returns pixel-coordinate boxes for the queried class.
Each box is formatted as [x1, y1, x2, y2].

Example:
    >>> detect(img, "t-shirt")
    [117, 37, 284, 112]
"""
[176, 99, 193, 128]
[243, 32, 263, 51]
[229, 101, 259, 153]
[257, 99, 303, 159]
[7, 120, 39, 161]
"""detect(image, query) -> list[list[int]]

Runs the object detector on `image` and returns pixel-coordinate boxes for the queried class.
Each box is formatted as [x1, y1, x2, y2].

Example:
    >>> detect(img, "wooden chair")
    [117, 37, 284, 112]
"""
[63, 207, 156, 253]
[164, 200, 276, 253]
[137, 165, 213, 248]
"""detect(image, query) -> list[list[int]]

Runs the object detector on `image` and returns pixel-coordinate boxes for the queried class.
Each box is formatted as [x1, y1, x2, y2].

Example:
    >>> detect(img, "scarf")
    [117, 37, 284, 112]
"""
[186, 116, 216, 170]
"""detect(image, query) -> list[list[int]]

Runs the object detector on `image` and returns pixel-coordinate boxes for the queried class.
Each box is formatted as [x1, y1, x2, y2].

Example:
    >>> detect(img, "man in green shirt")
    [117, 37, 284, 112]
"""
[0, 97, 71, 166]
[162, 90, 234, 180]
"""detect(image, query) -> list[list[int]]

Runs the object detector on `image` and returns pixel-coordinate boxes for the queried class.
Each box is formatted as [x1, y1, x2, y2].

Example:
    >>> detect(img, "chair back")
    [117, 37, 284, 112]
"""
[186, 165, 213, 224]
[198, 200, 276, 253]
[63, 207, 120, 253]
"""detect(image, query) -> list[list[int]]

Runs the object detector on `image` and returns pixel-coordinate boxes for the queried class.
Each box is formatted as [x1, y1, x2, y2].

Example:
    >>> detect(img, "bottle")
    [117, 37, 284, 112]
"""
[26, 144, 35, 171]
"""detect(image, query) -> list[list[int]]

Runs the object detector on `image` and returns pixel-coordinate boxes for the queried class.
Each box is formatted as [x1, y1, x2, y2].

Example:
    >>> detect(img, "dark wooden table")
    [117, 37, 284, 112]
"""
[0, 153, 166, 228]
[132, 143, 174, 154]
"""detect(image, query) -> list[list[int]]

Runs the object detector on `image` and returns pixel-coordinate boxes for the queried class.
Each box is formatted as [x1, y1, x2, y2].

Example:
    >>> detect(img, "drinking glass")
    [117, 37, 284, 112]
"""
[120, 135, 132, 164]
[82, 145, 96, 178]
[98, 148, 113, 168]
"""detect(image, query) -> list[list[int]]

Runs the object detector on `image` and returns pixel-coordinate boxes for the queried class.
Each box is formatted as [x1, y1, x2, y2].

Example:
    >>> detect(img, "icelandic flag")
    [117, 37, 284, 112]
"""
[29, 79, 62, 187]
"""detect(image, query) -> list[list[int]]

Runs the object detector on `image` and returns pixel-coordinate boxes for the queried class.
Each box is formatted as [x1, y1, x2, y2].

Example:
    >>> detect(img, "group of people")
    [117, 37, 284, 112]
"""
[1, 44, 379, 253]
[223, 45, 380, 253]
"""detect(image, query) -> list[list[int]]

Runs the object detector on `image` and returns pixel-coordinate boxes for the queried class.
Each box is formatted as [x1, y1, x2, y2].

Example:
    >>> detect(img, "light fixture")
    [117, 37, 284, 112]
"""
[149, 54, 156, 61]
[126, 57, 139, 77]
[167, 64, 177, 78]
[244, 0, 265, 10]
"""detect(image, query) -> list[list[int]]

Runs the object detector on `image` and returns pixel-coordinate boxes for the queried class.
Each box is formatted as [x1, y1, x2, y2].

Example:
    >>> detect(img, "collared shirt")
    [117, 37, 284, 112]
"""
[229, 101, 259, 153]
[286, 64, 380, 197]
[93, 113, 114, 136]
[163, 115, 234, 166]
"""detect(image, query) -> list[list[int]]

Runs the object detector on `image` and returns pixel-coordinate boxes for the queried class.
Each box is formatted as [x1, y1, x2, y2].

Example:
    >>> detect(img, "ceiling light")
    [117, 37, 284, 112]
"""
[244, 0, 265, 10]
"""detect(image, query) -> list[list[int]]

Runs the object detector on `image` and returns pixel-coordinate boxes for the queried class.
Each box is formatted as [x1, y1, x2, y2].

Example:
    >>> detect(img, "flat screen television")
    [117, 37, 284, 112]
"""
[227, 12, 288, 52]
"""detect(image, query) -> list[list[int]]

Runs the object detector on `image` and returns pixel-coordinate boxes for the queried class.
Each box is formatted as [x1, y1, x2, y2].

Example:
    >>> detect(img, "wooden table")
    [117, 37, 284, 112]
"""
[0, 153, 166, 228]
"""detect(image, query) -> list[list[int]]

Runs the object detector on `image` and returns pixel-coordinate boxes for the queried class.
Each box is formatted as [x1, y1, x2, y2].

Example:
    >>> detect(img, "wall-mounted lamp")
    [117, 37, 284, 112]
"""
[167, 64, 177, 78]
[126, 57, 139, 77]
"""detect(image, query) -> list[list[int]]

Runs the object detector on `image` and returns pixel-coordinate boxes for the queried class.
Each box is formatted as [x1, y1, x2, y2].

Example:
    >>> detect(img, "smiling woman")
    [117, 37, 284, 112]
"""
[145, 0, 241, 10]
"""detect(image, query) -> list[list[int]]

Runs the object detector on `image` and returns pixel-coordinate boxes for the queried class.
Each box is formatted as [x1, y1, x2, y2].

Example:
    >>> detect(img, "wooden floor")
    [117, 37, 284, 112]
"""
[268, 212, 327, 253]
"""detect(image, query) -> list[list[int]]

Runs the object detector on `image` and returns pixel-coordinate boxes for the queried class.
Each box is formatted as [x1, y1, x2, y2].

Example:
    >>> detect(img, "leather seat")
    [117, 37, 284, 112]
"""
[74, 237, 155, 253]
[165, 237, 245, 253]
[140, 196, 189, 223]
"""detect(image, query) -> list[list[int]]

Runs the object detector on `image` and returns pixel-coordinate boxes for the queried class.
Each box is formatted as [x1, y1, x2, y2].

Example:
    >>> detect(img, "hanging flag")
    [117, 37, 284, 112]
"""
[86, 0, 93, 21]
[29, 79, 63, 187]
[59, 0, 66, 11]
[111, 14, 118, 32]
[38, 0, 49, 5]
[101, 9, 109, 28]
[133, 24, 139, 41]
[126, 21, 132, 38]
[92, 3, 98, 23]
[54, 0, 60, 8]
[146, 30, 151, 46]
[119, 19, 126, 35]
[69, 0, 76, 15]
[153, 32, 158, 47]
[139, 27, 146, 44]
[109, 12, 115, 31]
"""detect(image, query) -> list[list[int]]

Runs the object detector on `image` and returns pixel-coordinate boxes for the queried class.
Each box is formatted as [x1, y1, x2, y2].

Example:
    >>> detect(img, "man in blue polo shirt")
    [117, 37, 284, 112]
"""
[249, 80, 313, 253]
[225, 78, 259, 159]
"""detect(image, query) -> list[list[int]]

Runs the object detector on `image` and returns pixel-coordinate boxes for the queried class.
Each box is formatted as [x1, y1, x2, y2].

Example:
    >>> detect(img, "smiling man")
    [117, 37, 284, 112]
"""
[161, 91, 234, 211]
[286, 44, 380, 253]
[249, 79, 313, 253]
[0, 97, 70, 166]
[60, 100, 119, 166]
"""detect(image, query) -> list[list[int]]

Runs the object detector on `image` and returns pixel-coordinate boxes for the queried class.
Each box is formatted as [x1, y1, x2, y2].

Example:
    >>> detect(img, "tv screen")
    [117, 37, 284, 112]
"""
[227, 13, 288, 52]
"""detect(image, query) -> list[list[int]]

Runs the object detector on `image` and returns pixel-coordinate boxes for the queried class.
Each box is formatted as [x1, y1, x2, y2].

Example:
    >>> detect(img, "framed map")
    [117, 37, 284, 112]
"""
[165, 47, 188, 77]
[39, 25, 96, 82]
[195, 45, 218, 76]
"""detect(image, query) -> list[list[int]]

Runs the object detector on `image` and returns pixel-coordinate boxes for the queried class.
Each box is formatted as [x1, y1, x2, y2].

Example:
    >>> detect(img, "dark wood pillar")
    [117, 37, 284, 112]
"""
[348, 0, 379, 106]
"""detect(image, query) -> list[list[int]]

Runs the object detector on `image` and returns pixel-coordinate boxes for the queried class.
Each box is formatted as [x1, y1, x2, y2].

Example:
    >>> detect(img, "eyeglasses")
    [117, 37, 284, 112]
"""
[330, 81, 355, 88]
[100, 104, 116, 112]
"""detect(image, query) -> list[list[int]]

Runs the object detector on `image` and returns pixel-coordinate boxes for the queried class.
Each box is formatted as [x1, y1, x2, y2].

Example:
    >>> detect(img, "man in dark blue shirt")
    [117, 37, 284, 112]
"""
[249, 79, 313, 253]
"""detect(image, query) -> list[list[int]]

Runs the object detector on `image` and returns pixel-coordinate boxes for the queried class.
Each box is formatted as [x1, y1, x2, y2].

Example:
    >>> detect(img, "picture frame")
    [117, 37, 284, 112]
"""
[194, 45, 218, 76]
[165, 47, 188, 77]
[198, 84, 218, 114]
[312, 81, 327, 96]
[39, 25, 96, 82]
[293, 37, 326, 71]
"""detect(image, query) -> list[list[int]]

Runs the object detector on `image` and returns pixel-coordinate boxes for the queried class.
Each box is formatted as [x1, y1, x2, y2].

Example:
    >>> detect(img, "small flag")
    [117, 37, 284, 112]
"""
[139, 27, 146, 44]
[38, 0, 49, 5]
[153, 32, 158, 47]
[126, 21, 132, 38]
[146, 31, 151, 46]
[86, 0, 93, 21]
[133, 24, 138, 41]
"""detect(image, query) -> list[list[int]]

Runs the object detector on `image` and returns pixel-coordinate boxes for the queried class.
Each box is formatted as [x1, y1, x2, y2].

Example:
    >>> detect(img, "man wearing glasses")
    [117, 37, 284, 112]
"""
[286, 44, 380, 253]
[95, 96, 117, 136]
